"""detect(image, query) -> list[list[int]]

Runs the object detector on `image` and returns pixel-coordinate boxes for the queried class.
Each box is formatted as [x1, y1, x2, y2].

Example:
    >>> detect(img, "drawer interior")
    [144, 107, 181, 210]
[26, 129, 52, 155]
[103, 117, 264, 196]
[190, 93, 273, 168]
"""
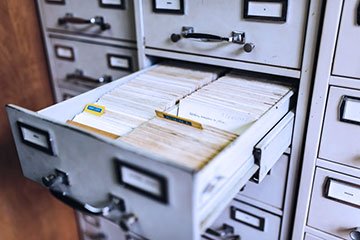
[39, 62, 294, 171]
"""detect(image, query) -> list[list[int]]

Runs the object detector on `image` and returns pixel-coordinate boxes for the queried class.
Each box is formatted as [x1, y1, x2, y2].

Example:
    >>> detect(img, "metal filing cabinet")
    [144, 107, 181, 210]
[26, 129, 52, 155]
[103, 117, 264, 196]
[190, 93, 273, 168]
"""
[7, 0, 324, 239]
[36, 0, 138, 102]
[35, 1, 138, 239]
[293, 0, 360, 239]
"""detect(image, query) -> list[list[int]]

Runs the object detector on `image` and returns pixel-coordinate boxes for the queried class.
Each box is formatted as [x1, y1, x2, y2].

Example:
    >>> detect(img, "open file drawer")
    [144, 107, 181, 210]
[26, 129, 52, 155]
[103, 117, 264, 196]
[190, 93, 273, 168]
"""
[6, 65, 294, 240]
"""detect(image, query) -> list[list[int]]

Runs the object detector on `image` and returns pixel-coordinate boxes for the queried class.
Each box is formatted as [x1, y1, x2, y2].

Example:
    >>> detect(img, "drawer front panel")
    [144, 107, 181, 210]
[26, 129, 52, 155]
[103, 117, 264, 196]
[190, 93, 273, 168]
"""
[204, 200, 281, 240]
[319, 86, 360, 169]
[332, 0, 360, 80]
[142, 0, 308, 69]
[6, 64, 294, 240]
[304, 233, 325, 240]
[77, 213, 127, 240]
[50, 37, 137, 92]
[308, 167, 360, 239]
[58, 87, 81, 101]
[237, 154, 289, 210]
[41, 0, 136, 41]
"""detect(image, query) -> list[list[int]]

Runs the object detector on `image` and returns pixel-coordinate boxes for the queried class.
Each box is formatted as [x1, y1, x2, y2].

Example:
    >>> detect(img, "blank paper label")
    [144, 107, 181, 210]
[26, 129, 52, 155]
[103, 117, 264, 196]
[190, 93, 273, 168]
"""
[235, 210, 262, 228]
[101, 0, 122, 5]
[109, 56, 130, 69]
[155, 0, 181, 10]
[55, 46, 74, 59]
[327, 179, 360, 207]
[21, 127, 49, 149]
[343, 98, 360, 123]
[121, 167, 162, 197]
[248, 2, 283, 18]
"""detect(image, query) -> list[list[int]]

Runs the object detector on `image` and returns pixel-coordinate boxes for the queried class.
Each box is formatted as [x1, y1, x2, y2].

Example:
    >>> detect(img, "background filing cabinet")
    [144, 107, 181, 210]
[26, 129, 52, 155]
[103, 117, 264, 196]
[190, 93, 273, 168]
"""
[35, 1, 138, 239]
[293, 0, 360, 239]
[8, 0, 324, 239]
[36, 0, 138, 102]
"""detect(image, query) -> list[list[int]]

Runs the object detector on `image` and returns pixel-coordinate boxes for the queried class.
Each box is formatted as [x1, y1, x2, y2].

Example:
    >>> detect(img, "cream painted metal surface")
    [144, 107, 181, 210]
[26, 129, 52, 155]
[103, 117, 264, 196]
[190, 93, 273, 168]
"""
[142, 0, 308, 70]
[78, 213, 127, 240]
[49, 36, 137, 94]
[204, 200, 281, 240]
[332, 0, 360, 80]
[304, 233, 325, 240]
[40, 0, 136, 41]
[238, 154, 289, 210]
[6, 64, 293, 240]
[319, 86, 360, 170]
[253, 111, 294, 183]
[307, 167, 360, 239]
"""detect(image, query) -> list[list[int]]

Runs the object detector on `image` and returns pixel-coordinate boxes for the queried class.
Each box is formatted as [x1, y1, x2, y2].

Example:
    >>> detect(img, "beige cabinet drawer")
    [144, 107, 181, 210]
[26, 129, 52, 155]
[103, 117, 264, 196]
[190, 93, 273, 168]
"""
[237, 154, 289, 210]
[308, 167, 360, 239]
[319, 86, 360, 169]
[142, 0, 308, 69]
[40, 0, 136, 41]
[6, 64, 294, 240]
[77, 212, 128, 240]
[332, 0, 360, 80]
[203, 200, 281, 240]
[50, 37, 137, 93]
[304, 233, 325, 240]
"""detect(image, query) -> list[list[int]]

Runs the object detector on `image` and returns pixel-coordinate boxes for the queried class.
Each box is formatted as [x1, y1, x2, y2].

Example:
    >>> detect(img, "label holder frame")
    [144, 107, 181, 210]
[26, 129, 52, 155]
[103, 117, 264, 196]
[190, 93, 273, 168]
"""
[243, 0, 288, 22]
[339, 95, 360, 126]
[17, 121, 54, 156]
[230, 206, 265, 231]
[115, 159, 169, 204]
[324, 177, 360, 208]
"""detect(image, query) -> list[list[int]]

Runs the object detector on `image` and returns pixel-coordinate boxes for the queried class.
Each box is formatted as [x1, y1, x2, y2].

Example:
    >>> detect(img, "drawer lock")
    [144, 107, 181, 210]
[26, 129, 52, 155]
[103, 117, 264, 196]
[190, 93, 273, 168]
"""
[170, 26, 255, 53]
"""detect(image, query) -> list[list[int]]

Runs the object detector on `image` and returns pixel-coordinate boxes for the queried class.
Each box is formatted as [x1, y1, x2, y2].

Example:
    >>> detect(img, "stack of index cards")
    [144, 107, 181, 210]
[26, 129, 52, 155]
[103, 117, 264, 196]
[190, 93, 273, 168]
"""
[120, 116, 238, 169]
[177, 73, 294, 134]
[69, 63, 224, 137]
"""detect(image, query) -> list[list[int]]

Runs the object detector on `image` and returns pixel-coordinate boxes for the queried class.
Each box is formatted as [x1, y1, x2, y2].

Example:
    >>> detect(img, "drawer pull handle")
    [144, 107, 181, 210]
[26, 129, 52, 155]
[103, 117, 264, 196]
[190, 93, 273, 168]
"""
[58, 13, 111, 31]
[350, 227, 360, 240]
[42, 171, 125, 216]
[66, 69, 113, 84]
[171, 26, 255, 53]
[205, 224, 240, 239]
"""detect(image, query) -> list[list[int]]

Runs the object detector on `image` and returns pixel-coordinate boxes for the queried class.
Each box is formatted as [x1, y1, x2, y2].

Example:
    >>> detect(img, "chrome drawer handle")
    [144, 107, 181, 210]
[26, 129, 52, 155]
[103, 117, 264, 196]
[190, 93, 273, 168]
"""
[58, 13, 111, 31]
[170, 26, 255, 53]
[205, 224, 239, 239]
[42, 171, 125, 216]
[350, 227, 360, 240]
[66, 69, 113, 84]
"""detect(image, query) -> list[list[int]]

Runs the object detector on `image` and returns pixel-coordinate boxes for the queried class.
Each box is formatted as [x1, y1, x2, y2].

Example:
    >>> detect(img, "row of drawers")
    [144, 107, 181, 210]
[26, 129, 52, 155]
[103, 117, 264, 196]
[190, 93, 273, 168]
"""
[48, 36, 138, 100]
[40, 0, 360, 79]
